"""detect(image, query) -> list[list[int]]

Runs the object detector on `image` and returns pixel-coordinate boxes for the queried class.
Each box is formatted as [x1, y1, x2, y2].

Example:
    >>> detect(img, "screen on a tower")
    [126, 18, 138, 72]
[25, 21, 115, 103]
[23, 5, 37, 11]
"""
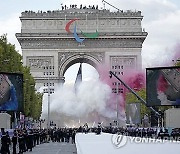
[0, 72, 23, 111]
[146, 66, 180, 106]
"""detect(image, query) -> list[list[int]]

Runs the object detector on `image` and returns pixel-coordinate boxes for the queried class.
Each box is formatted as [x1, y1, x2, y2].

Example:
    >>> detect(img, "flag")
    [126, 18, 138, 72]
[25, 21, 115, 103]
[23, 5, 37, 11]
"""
[74, 63, 82, 92]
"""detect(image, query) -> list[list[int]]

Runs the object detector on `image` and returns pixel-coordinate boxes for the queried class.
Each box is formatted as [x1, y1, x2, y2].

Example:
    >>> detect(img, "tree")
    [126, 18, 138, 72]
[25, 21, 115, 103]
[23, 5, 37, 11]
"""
[175, 61, 180, 66]
[125, 88, 150, 118]
[0, 34, 23, 73]
[0, 34, 43, 119]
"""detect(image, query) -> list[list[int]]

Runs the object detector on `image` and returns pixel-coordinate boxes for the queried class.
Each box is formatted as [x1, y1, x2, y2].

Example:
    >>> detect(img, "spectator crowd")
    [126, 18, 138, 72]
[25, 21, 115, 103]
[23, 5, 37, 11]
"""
[1, 123, 180, 154]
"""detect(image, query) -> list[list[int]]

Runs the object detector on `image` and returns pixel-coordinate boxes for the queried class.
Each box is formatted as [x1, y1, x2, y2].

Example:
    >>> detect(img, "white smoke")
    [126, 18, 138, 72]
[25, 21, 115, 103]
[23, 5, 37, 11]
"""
[41, 78, 119, 126]
[157, 91, 173, 105]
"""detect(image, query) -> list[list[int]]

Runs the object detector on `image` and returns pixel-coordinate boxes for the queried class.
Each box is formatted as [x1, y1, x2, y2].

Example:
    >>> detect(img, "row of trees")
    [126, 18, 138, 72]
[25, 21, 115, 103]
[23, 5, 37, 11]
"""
[0, 34, 42, 119]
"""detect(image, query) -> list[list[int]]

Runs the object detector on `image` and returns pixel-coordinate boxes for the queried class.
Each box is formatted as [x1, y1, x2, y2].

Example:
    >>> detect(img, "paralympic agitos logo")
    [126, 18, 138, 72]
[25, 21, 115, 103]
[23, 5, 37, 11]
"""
[65, 18, 99, 43]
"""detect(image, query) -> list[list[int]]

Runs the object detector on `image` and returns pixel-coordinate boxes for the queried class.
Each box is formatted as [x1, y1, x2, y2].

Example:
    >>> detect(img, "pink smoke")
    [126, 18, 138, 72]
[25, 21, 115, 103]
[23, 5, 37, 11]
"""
[97, 64, 146, 115]
[157, 75, 168, 92]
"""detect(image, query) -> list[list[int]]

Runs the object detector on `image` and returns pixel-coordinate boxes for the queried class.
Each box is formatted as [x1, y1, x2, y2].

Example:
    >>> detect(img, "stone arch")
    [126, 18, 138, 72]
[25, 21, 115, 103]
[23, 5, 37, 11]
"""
[59, 53, 102, 81]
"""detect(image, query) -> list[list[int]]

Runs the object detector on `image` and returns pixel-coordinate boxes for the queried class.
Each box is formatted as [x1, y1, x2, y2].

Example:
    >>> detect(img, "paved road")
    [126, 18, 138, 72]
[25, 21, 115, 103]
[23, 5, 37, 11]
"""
[25, 142, 77, 154]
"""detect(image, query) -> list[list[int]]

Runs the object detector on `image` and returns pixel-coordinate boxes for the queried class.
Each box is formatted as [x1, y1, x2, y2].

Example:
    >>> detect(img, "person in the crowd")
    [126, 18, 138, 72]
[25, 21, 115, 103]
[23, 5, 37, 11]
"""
[1, 129, 8, 154]
[12, 131, 18, 154]
[72, 130, 76, 144]
[27, 130, 34, 152]
[18, 131, 25, 154]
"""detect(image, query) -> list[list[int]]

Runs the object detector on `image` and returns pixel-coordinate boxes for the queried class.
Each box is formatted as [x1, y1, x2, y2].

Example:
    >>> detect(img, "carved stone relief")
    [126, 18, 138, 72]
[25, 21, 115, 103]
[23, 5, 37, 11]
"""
[58, 51, 105, 66]
[21, 39, 142, 49]
[110, 56, 136, 68]
[58, 52, 72, 66]
[27, 56, 54, 70]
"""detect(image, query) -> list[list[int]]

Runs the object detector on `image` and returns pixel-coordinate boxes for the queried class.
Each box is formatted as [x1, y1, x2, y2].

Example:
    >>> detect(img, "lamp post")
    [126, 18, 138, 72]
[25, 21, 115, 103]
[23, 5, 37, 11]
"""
[47, 66, 50, 130]
[43, 65, 54, 130]
[44, 66, 51, 130]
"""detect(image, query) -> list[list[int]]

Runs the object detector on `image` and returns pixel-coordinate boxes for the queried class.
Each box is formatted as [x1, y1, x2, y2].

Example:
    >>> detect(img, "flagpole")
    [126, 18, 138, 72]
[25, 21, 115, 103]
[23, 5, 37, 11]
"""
[74, 63, 82, 93]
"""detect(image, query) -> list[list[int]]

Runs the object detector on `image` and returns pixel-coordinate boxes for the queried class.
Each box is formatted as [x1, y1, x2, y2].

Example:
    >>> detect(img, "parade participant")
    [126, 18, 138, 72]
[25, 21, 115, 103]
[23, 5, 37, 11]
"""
[18, 131, 25, 154]
[27, 130, 34, 152]
[12, 131, 18, 154]
[0, 129, 8, 154]
[83, 123, 89, 134]
[72, 130, 76, 144]
[5, 131, 11, 154]
[96, 122, 102, 135]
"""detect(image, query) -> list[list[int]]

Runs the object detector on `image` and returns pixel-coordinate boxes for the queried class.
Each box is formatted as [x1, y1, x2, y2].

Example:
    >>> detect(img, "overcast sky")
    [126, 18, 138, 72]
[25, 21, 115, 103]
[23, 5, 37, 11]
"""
[0, 0, 180, 81]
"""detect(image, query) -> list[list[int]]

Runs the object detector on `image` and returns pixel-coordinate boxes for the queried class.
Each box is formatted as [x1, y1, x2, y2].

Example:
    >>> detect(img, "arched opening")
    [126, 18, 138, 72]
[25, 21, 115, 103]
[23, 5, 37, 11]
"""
[64, 63, 99, 84]
[59, 53, 101, 81]
[47, 56, 113, 128]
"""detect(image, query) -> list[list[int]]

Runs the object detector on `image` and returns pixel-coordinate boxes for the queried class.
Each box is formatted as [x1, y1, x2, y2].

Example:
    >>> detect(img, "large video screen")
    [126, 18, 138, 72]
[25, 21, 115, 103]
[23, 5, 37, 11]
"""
[146, 66, 180, 106]
[0, 73, 23, 111]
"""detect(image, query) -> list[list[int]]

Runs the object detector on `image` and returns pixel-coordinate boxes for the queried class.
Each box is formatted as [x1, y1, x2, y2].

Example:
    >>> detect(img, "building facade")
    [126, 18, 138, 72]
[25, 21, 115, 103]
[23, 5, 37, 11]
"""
[16, 8, 147, 91]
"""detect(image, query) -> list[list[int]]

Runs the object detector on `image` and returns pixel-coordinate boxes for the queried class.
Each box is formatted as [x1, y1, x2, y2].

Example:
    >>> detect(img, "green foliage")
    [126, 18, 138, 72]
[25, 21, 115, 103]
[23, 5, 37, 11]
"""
[0, 34, 23, 73]
[125, 88, 150, 118]
[175, 61, 180, 66]
[0, 34, 43, 119]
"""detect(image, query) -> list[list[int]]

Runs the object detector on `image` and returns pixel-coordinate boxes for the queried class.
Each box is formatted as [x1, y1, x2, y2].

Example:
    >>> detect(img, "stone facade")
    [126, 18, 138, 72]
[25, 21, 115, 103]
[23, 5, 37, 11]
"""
[16, 8, 147, 91]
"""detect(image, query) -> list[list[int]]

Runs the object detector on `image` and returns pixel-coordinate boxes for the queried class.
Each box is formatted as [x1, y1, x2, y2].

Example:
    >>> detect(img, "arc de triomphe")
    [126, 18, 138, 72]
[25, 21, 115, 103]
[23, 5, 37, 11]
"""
[16, 8, 147, 91]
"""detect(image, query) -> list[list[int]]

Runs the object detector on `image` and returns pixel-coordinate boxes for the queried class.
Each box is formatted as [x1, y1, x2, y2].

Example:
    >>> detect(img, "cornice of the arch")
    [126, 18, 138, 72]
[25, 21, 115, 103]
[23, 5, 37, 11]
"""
[58, 52, 104, 77]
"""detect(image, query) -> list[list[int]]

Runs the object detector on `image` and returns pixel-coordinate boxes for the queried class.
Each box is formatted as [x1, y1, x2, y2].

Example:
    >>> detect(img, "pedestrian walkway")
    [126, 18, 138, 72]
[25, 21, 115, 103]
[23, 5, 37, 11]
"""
[25, 142, 77, 154]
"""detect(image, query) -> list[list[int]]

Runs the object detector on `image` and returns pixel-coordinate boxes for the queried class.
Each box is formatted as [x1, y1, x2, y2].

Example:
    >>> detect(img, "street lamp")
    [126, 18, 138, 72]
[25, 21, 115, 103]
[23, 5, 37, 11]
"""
[43, 65, 54, 130]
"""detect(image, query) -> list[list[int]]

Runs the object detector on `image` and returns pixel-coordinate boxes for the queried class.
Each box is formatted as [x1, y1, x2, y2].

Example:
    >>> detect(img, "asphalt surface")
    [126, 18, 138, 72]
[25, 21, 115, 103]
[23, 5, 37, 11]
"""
[25, 142, 77, 154]
[1, 138, 77, 154]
